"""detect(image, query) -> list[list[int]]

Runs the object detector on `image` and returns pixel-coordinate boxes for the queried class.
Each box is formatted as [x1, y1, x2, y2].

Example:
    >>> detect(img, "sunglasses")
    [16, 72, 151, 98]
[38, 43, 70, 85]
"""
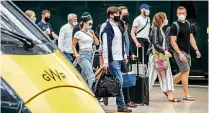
[88, 23, 93, 26]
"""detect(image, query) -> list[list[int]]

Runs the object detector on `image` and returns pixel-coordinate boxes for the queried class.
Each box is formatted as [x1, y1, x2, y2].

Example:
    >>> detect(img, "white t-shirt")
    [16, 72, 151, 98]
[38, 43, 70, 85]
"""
[132, 15, 151, 40]
[74, 31, 93, 50]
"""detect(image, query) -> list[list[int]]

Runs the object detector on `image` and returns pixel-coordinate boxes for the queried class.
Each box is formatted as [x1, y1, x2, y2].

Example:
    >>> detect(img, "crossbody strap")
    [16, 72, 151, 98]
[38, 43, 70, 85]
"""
[135, 18, 149, 35]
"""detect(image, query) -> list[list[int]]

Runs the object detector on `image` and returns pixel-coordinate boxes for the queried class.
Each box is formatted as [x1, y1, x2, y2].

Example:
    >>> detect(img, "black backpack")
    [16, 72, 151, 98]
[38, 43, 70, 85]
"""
[165, 20, 191, 52]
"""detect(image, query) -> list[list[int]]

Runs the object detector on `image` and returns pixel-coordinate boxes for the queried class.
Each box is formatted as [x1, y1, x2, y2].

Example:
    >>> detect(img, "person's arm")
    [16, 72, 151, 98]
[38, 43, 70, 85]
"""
[170, 25, 187, 62]
[72, 38, 80, 60]
[152, 27, 166, 54]
[58, 26, 65, 52]
[131, 18, 141, 47]
[102, 33, 108, 67]
[190, 33, 201, 58]
[48, 24, 59, 40]
[52, 32, 59, 40]
[89, 30, 99, 45]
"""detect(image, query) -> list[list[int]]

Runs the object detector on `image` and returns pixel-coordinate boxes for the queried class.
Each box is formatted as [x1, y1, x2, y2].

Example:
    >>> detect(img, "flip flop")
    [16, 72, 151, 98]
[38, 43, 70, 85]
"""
[168, 98, 181, 102]
[183, 96, 195, 101]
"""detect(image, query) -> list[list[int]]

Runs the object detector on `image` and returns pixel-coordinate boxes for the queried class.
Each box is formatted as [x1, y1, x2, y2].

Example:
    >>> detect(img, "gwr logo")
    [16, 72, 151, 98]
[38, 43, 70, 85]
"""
[42, 69, 67, 82]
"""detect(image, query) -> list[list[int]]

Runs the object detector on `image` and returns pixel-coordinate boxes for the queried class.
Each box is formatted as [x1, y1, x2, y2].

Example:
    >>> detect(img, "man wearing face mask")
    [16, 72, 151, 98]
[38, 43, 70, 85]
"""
[170, 6, 201, 101]
[131, 4, 151, 65]
[118, 6, 137, 108]
[37, 10, 59, 42]
[58, 13, 78, 62]
[25, 10, 36, 23]
[101, 6, 132, 112]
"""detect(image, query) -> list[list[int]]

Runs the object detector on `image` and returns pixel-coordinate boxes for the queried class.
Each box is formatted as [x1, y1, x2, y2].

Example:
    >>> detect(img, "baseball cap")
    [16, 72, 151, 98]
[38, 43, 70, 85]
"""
[139, 4, 151, 10]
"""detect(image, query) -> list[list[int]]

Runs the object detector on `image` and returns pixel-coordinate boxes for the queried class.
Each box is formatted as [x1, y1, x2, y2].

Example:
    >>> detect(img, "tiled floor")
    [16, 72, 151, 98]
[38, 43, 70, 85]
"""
[101, 86, 208, 113]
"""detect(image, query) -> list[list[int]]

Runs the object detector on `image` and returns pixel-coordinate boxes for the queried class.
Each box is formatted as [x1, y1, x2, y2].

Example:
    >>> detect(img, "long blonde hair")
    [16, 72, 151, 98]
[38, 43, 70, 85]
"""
[152, 12, 166, 28]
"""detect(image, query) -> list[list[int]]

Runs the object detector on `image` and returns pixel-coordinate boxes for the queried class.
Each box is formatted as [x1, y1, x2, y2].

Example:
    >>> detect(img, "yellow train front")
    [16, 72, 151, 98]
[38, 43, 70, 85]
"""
[0, 1, 105, 113]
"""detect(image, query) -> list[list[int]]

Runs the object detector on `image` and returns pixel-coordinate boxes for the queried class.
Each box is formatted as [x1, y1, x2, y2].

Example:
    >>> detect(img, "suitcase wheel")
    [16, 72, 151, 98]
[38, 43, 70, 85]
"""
[140, 103, 144, 106]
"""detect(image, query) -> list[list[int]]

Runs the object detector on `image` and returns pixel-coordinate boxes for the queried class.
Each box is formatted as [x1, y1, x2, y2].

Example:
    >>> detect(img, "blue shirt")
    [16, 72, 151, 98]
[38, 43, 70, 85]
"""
[37, 21, 54, 32]
[37, 21, 54, 39]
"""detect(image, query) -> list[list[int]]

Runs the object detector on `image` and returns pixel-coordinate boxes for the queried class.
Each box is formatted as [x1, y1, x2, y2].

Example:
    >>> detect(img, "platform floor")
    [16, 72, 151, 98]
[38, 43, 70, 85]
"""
[101, 86, 208, 113]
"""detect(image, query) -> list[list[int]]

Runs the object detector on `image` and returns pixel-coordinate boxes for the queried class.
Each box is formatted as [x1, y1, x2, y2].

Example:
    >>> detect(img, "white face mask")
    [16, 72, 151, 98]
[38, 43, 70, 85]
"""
[72, 22, 78, 26]
[165, 19, 168, 25]
[145, 10, 150, 16]
[178, 14, 186, 21]
[86, 25, 92, 30]
[32, 17, 36, 23]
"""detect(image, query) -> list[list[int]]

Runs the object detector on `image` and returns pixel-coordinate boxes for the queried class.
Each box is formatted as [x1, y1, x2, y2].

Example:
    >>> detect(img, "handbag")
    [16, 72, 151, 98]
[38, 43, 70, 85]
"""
[122, 71, 137, 87]
[153, 49, 169, 71]
[92, 69, 120, 97]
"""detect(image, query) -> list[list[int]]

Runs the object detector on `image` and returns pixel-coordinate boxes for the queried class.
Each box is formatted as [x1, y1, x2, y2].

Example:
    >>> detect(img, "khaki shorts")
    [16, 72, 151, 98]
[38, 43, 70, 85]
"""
[173, 51, 191, 72]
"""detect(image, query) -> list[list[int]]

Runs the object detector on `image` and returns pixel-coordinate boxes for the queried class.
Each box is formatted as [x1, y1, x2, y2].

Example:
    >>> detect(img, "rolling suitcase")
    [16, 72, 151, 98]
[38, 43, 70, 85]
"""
[129, 46, 149, 105]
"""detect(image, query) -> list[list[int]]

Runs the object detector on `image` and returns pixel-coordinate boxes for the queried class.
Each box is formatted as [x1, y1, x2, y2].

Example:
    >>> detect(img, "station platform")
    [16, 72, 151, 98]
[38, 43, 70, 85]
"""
[101, 85, 208, 113]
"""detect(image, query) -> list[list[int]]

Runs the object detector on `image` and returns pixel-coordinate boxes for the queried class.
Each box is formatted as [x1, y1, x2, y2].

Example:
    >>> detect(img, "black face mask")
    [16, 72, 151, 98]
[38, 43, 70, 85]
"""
[122, 15, 129, 22]
[44, 17, 50, 22]
[113, 15, 120, 22]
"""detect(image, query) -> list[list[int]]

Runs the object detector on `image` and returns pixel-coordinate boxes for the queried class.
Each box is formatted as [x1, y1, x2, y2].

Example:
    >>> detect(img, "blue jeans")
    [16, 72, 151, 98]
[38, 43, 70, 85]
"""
[125, 32, 130, 56]
[63, 52, 73, 62]
[109, 60, 125, 109]
[78, 50, 95, 89]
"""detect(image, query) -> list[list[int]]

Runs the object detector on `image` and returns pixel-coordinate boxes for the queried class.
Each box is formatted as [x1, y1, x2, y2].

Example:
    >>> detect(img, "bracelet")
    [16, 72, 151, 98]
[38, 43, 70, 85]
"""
[195, 50, 199, 51]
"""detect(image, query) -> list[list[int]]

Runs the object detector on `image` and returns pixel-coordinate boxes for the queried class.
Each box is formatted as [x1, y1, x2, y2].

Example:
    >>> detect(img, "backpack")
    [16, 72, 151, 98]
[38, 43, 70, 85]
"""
[165, 20, 191, 52]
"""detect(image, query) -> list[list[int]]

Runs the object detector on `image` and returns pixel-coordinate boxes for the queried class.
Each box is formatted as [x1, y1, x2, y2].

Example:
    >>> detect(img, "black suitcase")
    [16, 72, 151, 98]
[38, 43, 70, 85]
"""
[129, 46, 149, 105]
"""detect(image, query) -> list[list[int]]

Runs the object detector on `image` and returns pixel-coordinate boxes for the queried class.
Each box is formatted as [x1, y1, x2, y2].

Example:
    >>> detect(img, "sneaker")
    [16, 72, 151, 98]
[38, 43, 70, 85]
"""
[117, 107, 132, 112]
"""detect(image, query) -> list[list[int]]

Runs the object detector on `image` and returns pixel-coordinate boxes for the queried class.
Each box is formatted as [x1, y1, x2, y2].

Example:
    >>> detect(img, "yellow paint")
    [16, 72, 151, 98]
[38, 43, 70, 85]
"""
[1, 50, 105, 113]
[207, 27, 209, 33]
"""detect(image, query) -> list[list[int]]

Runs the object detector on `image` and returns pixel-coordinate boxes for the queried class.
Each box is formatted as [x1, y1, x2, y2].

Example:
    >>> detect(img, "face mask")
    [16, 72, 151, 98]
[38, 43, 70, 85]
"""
[44, 17, 50, 22]
[72, 22, 78, 26]
[86, 25, 92, 30]
[113, 15, 120, 22]
[165, 19, 168, 25]
[145, 10, 150, 16]
[32, 17, 36, 23]
[178, 15, 186, 21]
[122, 15, 129, 22]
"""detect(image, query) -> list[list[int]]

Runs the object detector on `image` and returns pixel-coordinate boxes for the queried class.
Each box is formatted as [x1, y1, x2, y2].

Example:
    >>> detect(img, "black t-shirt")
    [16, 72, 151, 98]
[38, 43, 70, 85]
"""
[170, 21, 192, 54]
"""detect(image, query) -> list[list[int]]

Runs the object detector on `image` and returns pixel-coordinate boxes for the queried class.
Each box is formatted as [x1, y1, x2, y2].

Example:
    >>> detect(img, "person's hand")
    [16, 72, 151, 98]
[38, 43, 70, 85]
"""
[131, 54, 137, 60]
[103, 63, 108, 72]
[89, 30, 95, 36]
[46, 28, 51, 34]
[196, 50, 201, 58]
[135, 42, 141, 48]
[179, 53, 187, 63]
[164, 51, 172, 58]
[124, 58, 128, 64]
[75, 53, 80, 60]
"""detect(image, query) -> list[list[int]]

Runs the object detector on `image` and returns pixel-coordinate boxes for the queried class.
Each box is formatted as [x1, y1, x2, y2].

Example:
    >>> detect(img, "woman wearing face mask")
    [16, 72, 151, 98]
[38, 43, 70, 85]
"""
[147, 12, 181, 102]
[72, 16, 99, 88]
[25, 10, 36, 23]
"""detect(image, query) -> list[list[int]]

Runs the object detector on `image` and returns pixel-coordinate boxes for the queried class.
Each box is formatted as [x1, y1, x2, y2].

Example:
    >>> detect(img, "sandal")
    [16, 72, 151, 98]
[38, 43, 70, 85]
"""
[168, 98, 181, 102]
[183, 96, 195, 101]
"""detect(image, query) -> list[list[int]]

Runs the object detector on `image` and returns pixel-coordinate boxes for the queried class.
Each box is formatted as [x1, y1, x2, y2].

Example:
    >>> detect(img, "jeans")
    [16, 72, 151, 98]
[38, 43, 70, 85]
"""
[63, 52, 73, 62]
[109, 60, 125, 109]
[78, 50, 95, 89]
[125, 32, 130, 56]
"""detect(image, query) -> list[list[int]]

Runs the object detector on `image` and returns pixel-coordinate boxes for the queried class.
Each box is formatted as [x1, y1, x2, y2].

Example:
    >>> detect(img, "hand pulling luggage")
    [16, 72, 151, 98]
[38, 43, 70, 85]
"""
[129, 46, 149, 106]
